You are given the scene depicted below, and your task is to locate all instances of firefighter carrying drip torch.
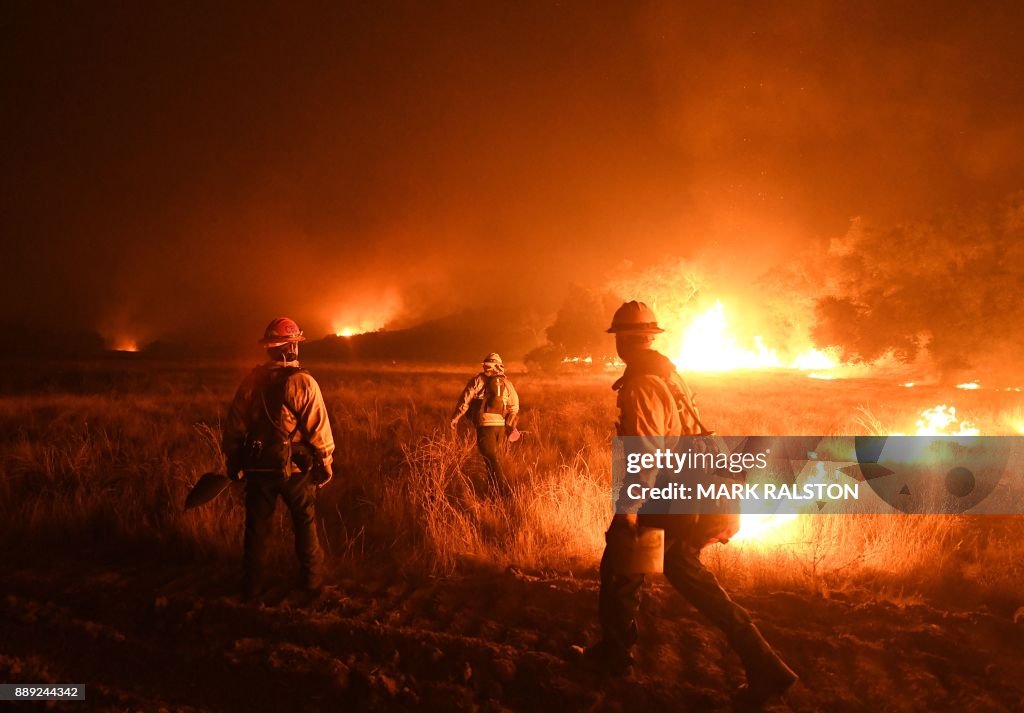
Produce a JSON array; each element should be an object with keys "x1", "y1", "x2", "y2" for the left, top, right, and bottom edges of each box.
[{"x1": 585, "y1": 302, "x2": 798, "y2": 709}]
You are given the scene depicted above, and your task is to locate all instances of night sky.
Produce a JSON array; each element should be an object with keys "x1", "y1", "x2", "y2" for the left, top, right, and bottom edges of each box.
[{"x1": 4, "y1": 1, "x2": 1024, "y2": 346}]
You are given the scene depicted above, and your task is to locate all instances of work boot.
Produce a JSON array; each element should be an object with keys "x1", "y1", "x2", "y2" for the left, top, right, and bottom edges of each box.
[
  {"x1": 730, "y1": 626, "x2": 798, "y2": 709},
  {"x1": 582, "y1": 640, "x2": 635, "y2": 676},
  {"x1": 301, "y1": 571, "x2": 323, "y2": 593}
]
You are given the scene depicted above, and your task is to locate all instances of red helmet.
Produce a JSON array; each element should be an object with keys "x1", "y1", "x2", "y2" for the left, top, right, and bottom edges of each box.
[{"x1": 260, "y1": 317, "x2": 306, "y2": 346}]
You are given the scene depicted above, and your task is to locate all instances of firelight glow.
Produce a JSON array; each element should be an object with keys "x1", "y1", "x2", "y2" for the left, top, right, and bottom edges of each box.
[
  {"x1": 732, "y1": 513, "x2": 799, "y2": 543},
  {"x1": 666, "y1": 301, "x2": 839, "y2": 374},
  {"x1": 912, "y1": 405, "x2": 979, "y2": 437},
  {"x1": 733, "y1": 461, "x2": 831, "y2": 543},
  {"x1": 113, "y1": 338, "x2": 139, "y2": 353},
  {"x1": 332, "y1": 318, "x2": 385, "y2": 338},
  {"x1": 327, "y1": 290, "x2": 401, "y2": 340}
]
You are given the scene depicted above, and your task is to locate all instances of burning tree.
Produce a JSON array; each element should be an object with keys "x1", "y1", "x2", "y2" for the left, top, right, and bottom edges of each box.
[{"x1": 606, "y1": 260, "x2": 838, "y2": 374}]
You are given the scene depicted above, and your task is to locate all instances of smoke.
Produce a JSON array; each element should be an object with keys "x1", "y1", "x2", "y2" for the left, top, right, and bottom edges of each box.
[
  {"x1": 813, "y1": 194, "x2": 1024, "y2": 377},
  {"x1": 3, "y1": 3, "x2": 1024, "y2": 352},
  {"x1": 524, "y1": 286, "x2": 621, "y2": 367},
  {"x1": 524, "y1": 255, "x2": 830, "y2": 371}
]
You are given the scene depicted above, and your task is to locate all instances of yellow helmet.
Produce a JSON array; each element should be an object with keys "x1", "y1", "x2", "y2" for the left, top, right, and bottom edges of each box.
[{"x1": 606, "y1": 301, "x2": 664, "y2": 334}]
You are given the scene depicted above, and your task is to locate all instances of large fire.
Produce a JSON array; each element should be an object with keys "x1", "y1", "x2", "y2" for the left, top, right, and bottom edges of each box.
[
  {"x1": 659, "y1": 301, "x2": 839, "y2": 374},
  {"x1": 332, "y1": 317, "x2": 388, "y2": 338},
  {"x1": 617, "y1": 295, "x2": 838, "y2": 541},
  {"x1": 734, "y1": 404, "x2": 983, "y2": 543},
  {"x1": 603, "y1": 272, "x2": 995, "y2": 543},
  {"x1": 327, "y1": 290, "x2": 401, "y2": 339}
]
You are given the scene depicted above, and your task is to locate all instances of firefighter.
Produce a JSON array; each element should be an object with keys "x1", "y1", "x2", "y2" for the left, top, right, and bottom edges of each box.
[
  {"x1": 222, "y1": 317, "x2": 335, "y2": 600},
  {"x1": 450, "y1": 353, "x2": 520, "y2": 489},
  {"x1": 585, "y1": 301, "x2": 798, "y2": 708}
]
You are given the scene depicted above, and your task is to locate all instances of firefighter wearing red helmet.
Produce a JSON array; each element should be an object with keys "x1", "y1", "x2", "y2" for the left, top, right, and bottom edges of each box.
[
  {"x1": 584, "y1": 301, "x2": 798, "y2": 708},
  {"x1": 222, "y1": 317, "x2": 335, "y2": 599}
]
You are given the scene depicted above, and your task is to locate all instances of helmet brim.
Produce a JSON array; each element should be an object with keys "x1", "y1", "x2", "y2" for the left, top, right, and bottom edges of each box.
[
  {"x1": 606, "y1": 326, "x2": 665, "y2": 334},
  {"x1": 259, "y1": 335, "x2": 307, "y2": 346}
]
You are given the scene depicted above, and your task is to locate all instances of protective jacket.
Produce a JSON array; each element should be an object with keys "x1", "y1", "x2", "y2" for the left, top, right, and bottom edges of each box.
[
  {"x1": 223, "y1": 361, "x2": 335, "y2": 474},
  {"x1": 613, "y1": 349, "x2": 737, "y2": 544},
  {"x1": 452, "y1": 372, "x2": 520, "y2": 427},
  {"x1": 613, "y1": 350, "x2": 702, "y2": 438}
]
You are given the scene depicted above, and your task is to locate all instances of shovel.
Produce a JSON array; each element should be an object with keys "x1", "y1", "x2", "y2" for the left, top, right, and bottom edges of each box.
[
  {"x1": 185, "y1": 472, "x2": 231, "y2": 510},
  {"x1": 507, "y1": 428, "x2": 530, "y2": 443}
]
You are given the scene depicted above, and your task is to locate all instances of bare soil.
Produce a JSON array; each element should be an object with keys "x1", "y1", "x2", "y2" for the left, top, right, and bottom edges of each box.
[{"x1": 3, "y1": 548, "x2": 1022, "y2": 713}]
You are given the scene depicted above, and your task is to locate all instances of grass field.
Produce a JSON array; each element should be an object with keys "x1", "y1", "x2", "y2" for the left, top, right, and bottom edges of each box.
[{"x1": 2, "y1": 359, "x2": 1022, "y2": 615}]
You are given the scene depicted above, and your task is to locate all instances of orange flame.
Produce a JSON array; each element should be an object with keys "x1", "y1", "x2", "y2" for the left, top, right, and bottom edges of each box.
[
  {"x1": 732, "y1": 513, "x2": 799, "y2": 543},
  {"x1": 911, "y1": 405, "x2": 979, "y2": 436},
  {"x1": 334, "y1": 320, "x2": 386, "y2": 337},
  {"x1": 1003, "y1": 409, "x2": 1024, "y2": 434},
  {"x1": 732, "y1": 461, "x2": 832, "y2": 544},
  {"x1": 112, "y1": 337, "x2": 138, "y2": 353},
  {"x1": 663, "y1": 301, "x2": 839, "y2": 374},
  {"x1": 329, "y1": 292, "x2": 400, "y2": 338}
]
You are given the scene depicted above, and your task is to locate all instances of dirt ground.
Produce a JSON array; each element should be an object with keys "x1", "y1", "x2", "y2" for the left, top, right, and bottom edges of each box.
[{"x1": 3, "y1": 547, "x2": 1023, "y2": 713}]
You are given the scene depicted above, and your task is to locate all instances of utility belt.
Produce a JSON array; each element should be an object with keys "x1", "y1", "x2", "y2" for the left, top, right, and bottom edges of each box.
[{"x1": 241, "y1": 436, "x2": 315, "y2": 476}]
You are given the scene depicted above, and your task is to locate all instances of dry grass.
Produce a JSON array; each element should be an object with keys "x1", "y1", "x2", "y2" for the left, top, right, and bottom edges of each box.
[{"x1": 1, "y1": 360, "x2": 1022, "y2": 612}]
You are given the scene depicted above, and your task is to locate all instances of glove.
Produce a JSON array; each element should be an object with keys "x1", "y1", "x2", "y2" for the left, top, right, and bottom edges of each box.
[
  {"x1": 225, "y1": 459, "x2": 244, "y2": 482},
  {"x1": 505, "y1": 413, "x2": 519, "y2": 430},
  {"x1": 610, "y1": 513, "x2": 638, "y2": 529},
  {"x1": 449, "y1": 417, "x2": 460, "y2": 430},
  {"x1": 310, "y1": 462, "x2": 333, "y2": 488}
]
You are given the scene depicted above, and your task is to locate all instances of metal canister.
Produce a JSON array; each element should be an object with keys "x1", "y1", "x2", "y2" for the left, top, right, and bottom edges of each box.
[{"x1": 605, "y1": 526, "x2": 665, "y2": 575}]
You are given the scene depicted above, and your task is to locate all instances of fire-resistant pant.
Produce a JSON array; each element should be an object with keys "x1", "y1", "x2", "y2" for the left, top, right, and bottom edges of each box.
[
  {"x1": 598, "y1": 524, "x2": 756, "y2": 651},
  {"x1": 475, "y1": 425, "x2": 507, "y2": 489},
  {"x1": 243, "y1": 470, "x2": 324, "y2": 593}
]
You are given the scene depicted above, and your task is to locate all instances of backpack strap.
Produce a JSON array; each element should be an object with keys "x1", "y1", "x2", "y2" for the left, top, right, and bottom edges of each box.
[
  {"x1": 482, "y1": 373, "x2": 507, "y2": 415},
  {"x1": 613, "y1": 351, "x2": 714, "y2": 436},
  {"x1": 664, "y1": 375, "x2": 714, "y2": 437},
  {"x1": 257, "y1": 366, "x2": 305, "y2": 441}
]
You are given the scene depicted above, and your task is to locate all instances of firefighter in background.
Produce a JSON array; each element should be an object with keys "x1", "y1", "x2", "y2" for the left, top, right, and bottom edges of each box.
[
  {"x1": 450, "y1": 353, "x2": 520, "y2": 488},
  {"x1": 585, "y1": 302, "x2": 798, "y2": 708},
  {"x1": 223, "y1": 317, "x2": 335, "y2": 600}
]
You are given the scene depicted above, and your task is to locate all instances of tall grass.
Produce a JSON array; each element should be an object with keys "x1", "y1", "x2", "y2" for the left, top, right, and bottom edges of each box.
[{"x1": 1, "y1": 361, "x2": 1022, "y2": 611}]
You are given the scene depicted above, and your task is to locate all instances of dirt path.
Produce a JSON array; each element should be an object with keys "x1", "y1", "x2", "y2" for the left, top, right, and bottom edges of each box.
[{"x1": 2, "y1": 551, "x2": 1022, "y2": 712}]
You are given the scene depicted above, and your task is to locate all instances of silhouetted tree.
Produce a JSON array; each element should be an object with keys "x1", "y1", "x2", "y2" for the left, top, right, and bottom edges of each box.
[
  {"x1": 813, "y1": 196, "x2": 1024, "y2": 376},
  {"x1": 525, "y1": 285, "x2": 620, "y2": 370}
]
